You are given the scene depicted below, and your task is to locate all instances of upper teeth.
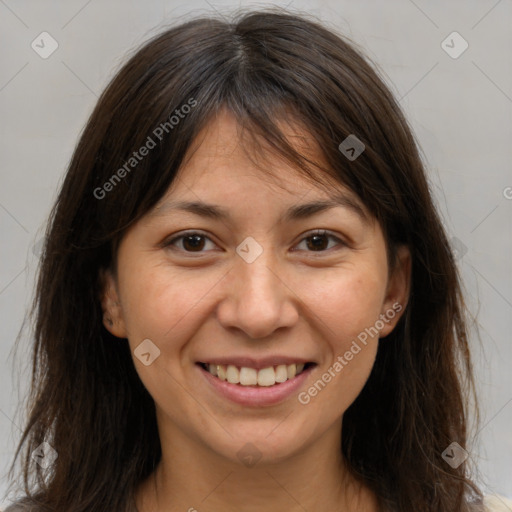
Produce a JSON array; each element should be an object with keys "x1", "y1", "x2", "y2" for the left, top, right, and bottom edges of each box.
[{"x1": 207, "y1": 363, "x2": 306, "y2": 386}]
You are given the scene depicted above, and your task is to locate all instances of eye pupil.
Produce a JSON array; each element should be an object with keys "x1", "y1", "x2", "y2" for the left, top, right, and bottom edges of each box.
[
  {"x1": 307, "y1": 234, "x2": 328, "y2": 251},
  {"x1": 183, "y1": 235, "x2": 205, "y2": 251}
]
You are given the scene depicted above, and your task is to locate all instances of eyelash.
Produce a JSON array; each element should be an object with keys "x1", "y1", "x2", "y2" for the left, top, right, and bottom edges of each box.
[{"x1": 164, "y1": 229, "x2": 346, "y2": 255}]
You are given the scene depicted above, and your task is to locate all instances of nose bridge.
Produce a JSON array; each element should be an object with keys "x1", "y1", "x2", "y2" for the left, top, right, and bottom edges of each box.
[
  {"x1": 217, "y1": 240, "x2": 298, "y2": 339},
  {"x1": 240, "y1": 253, "x2": 280, "y2": 303}
]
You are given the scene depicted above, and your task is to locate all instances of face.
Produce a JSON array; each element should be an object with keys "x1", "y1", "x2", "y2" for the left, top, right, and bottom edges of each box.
[{"x1": 101, "y1": 108, "x2": 410, "y2": 466}]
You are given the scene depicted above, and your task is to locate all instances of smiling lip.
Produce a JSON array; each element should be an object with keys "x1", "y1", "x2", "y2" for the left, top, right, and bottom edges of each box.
[{"x1": 197, "y1": 362, "x2": 316, "y2": 406}]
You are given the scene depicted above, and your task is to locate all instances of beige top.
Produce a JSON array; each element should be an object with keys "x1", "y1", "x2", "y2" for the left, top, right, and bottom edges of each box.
[{"x1": 482, "y1": 494, "x2": 512, "y2": 511}]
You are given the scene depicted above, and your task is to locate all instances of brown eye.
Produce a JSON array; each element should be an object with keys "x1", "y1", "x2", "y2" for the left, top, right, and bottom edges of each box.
[
  {"x1": 294, "y1": 230, "x2": 345, "y2": 252},
  {"x1": 165, "y1": 232, "x2": 216, "y2": 253},
  {"x1": 182, "y1": 234, "x2": 206, "y2": 251},
  {"x1": 305, "y1": 234, "x2": 329, "y2": 251}
]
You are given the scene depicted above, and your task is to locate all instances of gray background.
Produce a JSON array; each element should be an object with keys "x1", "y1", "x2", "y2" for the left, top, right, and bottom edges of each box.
[{"x1": 1, "y1": 0, "x2": 511, "y2": 507}]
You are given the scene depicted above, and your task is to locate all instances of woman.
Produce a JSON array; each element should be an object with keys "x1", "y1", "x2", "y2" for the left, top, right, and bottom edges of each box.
[{"x1": 4, "y1": 8, "x2": 505, "y2": 512}]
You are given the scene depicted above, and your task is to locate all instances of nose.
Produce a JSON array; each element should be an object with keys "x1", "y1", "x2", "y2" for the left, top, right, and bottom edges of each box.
[{"x1": 216, "y1": 251, "x2": 299, "y2": 339}]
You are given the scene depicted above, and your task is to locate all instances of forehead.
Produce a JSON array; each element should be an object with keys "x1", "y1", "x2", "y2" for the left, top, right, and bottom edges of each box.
[
  {"x1": 138, "y1": 107, "x2": 378, "y2": 237},
  {"x1": 169, "y1": 107, "x2": 351, "y2": 198},
  {"x1": 149, "y1": 110, "x2": 372, "y2": 228}
]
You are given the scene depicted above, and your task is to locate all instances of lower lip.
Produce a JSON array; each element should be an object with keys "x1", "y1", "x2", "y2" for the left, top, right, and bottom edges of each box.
[{"x1": 197, "y1": 364, "x2": 315, "y2": 406}]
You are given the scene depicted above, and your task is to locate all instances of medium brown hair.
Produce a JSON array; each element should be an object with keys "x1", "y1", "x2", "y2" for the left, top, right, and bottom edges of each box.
[{"x1": 7, "y1": 8, "x2": 483, "y2": 512}]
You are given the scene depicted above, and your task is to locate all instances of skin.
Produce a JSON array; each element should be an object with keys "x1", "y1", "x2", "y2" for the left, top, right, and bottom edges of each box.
[{"x1": 101, "y1": 108, "x2": 411, "y2": 512}]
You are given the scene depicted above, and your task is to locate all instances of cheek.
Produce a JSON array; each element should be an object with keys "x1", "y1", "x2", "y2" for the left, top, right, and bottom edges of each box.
[
  {"x1": 296, "y1": 265, "x2": 384, "y2": 407},
  {"x1": 299, "y1": 266, "x2": 386, "y2": 341},
  {"x1": 118, "y1": 262, "x2": 221, "y2": 343},
  {"x1": 300, "y1": 271, "x2": 382, "y2": 414}
]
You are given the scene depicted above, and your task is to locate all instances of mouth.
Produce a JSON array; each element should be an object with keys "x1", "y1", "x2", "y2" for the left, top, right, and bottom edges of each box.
[
  {"x1": 196, "y1": 360, "x2": 317, "y2": 406},
  {"x1": 197, "y1": 361, "x2": 316, "y2": 387}
]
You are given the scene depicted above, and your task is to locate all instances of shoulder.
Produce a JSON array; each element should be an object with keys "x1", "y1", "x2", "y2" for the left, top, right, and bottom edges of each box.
[{"x1": 482, "y1": 494, "x2": 512, "y2": 512}]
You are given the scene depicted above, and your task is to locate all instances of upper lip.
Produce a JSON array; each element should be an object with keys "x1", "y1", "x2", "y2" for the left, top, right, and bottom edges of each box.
[{"x1": 197, "y1": 356, "x2": 314, "y2": 370}]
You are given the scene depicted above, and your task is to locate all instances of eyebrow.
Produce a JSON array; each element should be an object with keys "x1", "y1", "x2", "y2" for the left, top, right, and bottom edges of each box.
[{"x1": 150, "y1": 192, "x2": 370, "y2": 225}]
